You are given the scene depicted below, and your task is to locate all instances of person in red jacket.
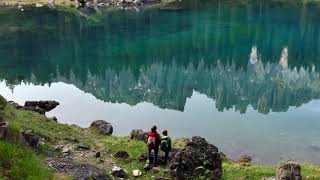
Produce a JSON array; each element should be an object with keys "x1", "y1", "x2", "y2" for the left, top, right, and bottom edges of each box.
[{"x1": 146, "y1": 125, "x2": 160, "y2": 166}]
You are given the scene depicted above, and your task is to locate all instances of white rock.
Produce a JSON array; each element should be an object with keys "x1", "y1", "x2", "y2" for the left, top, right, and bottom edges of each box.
[
  {"x1": 132, "y1": 169, "x2": 142, "y2": 177},
  {"x1": 35, "y1": 3, "x2": 44, "y2": 7}
]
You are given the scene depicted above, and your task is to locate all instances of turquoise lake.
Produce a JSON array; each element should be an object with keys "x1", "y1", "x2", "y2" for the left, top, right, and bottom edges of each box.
[{"x1": 0, "y1": 1, "x2": 320, "y2": 164}]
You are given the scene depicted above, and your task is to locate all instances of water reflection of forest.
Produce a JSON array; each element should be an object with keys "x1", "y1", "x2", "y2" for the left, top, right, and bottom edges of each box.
[
  {"x1": 1, "y1": 3, "x2": 320, "y2": 113},
  {"x1": 3, "y1": 47, "x2": 320, "y2": 114}
]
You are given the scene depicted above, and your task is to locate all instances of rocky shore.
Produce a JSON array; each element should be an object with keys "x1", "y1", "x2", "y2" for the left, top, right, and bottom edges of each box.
[
  {"x1": 0, "y1": 95, "x2": 319, "y2": 179},
  {"x1": 0, "y1": 0, "x2": 175, "y2": 10}
]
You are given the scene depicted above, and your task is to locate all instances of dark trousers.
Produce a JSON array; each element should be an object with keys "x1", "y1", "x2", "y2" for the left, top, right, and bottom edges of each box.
[
  {"x1": 164, "y1": 149, "x2": 169, "y2": 165},
  {"x1": 148, "y1": 148, "x2": 158, "y2": 166}
]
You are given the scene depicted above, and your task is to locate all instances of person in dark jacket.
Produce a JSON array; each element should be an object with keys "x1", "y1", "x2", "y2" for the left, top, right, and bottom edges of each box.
[
  {"x1": 146, "y1": 125, "x2": 160, "y2": 166},
  {"x1": 160, "y1": 129, "x2": 172, "y2": 165}
]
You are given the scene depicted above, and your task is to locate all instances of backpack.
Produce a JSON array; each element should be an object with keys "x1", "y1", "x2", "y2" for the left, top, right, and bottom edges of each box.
[
  {"x1": 160, "y1": 138, "x2": 169, "y2": 152},
  {"x1": 147, "y1": 136, "x2": 156, "y2": 149}
]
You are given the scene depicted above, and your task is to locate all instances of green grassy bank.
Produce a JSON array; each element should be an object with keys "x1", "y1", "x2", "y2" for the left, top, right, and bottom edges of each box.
[{"x1": 0, "y1": 103, "x2": 320, "y2": 179}]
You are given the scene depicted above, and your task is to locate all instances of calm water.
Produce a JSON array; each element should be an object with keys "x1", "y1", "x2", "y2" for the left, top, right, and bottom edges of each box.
[{"x1": 0, "y1": 1, "x2": 320, "y2": 164}]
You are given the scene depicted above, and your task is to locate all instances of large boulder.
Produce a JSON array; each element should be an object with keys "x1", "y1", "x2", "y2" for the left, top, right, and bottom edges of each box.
[
  {"x1": 25, "y1": 100, "x2": 59, "y2": 111},
  {"x1": 46, "y1": 157, "x2": 111, "y2": 179},
  {"x1": 23, "y1": 100, "x2": 59, "y2": 114},
  {"x1": 90, "y1": 120, "x2": 113, "y2": 135},
  {"x1": 130, "y1": 129, "x2": 146, "y2": 141},
  {"x1": 169, "y1": 136, "x2": 222, "y2": 179},
  {"x1": 276, "y1": 161, "x2": 302, "y2": 180}
]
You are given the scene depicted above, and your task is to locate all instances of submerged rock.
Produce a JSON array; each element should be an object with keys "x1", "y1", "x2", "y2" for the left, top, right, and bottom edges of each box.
[
  {"x1": 90, "y1": 120, "x2": 113, "y2": 135},
  {"x1": 169, "y1": 136, "x2": 222, "y2": 179},
  {"x1": 46, "y1": 157, "x2": 110, "y2": 179},
  {"x1": 276, "y1": 161, "x2": 302, "y2": 180}
]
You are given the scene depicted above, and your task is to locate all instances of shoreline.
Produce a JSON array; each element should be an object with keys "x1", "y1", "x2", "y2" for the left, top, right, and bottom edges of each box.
[{"x1": 0, "y1": 97, "x2": 319, "y2": 179}]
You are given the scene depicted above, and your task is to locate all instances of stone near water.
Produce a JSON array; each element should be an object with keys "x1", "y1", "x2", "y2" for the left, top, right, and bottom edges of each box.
[
  {"x1": 50, "y1": 116, "x2": 58, "y2": 122},
  {"x1": 132, "y1": 169, "x2": 142, "y2": 177},
  {"x1": 238, "y1": 154, "x2": 252, "y2": 163},
  {"x1": 114, "y1": 150, "x2": 129, "y2": 159},
  {"x1": 90, "y1": 120, "x2": 113, "y2": 135},
  {"x1": 23, "y1": 100, "x2": 59, "y2": 114},
  {"x1": 169, "y1": 136, "x2": 222, "y2": 179},
  {"x1": 111, "y1": 166, "x2": 126, "y2": 178},
  {"x1": 130, "y1": 129, "x2": 146, "y2": 141},
  {"x1": 276, "y1": 161, "x2": 302, "y2": 180}
]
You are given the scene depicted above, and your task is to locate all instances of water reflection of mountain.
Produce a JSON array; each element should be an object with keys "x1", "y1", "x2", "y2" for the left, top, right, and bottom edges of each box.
[
  {"x1": 1, "y1": 2, "x2": 320, "y2": 113},
  {"x1": 5, "y1": 47, "x2": 320, "y2": 114}
]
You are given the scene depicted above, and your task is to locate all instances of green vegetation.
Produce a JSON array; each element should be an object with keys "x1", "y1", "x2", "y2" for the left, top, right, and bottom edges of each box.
[
  {"x1": 0, "y1": 141, "x2": 54, "y2": 180},
  {"x1": 1, "y1": 104, "x2": 320, "y2": 179}
]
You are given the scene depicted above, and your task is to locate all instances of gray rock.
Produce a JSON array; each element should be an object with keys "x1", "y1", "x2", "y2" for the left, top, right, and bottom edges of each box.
[
  {"x1": 169, "y1": 136, "x2": 222, "y2": 179},
  {"x1": 23, "y1": 100, "x2": 59, "y2": 114},
  {"x1": 95, "y1": 151, "x2": 101, "y2": 158},
  {"x1": 132, "y1": 169, "x2": 142, "y2": 177},
  {"x1": 21, "y1": 129, "x2": 39, "y2": 149},
  {"x1": 7, "y1": 101, "x2": 23, "y2": 109},
  {"x1": 50, "y1": 116, "x2": 58, "y2": 122},
  {"x1": 35, "y1": 3, "x2": 44, "y2": 7},
  {"x1": 76, "y1": 144, "x2": 91, "y2": 150},
  {"x1": 110, "y1": 166, "x2": 126, "y2": 178},
  {"x1": 238, "y1": 154, "x2": 252, "y2": 163},
  {"x1": 130, "y1": 129, "x2": 146, "y2": 141},
  {"x1": 90, "y1": 120, "x2": 113, "y2": 135},
  {"x1": 276, "y1": 161, "x2": 302, "y2": 180},
  {"x1": 143, "y1": 163, "x2": 152, "y2": 171},
  {"x1": 114, "y1": 150, "x2": 129, "y2": 159},
  {"x1": 194, "y1": 166, "x2": 206, "y2": 176},
  {"x1": 151, "y1": 167, "x2": 160, "y2": 174},
  {"x1": 46, "y1": 157, "x2": 110, "y2": 179}
]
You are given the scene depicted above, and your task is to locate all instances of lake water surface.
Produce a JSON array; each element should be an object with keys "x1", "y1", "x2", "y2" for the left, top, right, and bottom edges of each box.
[{"x1": 0, "y1": 1, "x2": 320, "y2": 164}]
